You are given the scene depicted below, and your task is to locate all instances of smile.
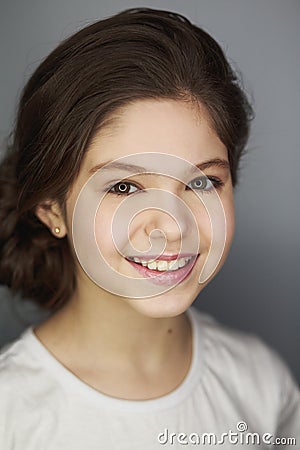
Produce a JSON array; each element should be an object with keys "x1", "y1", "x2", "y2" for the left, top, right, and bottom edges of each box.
[
  {"x1": 125, "y1": 254, "x2": 199, "y2": 286},
  {"x1": 126, "y1": 256, "x2": 193, "y2": 272}
]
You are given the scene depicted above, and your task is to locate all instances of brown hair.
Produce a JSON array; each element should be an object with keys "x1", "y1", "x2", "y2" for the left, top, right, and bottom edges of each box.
[{"x1": 0, "y1": 7, "x2": 254, "y2": 310}]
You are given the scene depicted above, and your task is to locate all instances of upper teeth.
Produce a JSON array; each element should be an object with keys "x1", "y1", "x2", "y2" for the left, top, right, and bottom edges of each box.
[{"x1": 130, "y1": 256, "x2": 193, "y2": 271}]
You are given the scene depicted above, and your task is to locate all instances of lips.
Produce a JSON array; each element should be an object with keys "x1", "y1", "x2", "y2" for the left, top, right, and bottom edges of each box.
[
  {"x1": 126, "y1": 254, "x2": 199, "y2": 286},
  {"x1": 126, "y1": 255, "x2": 193, "y2": 271},
  {"x1": 127, "y1": 253, "x2": 194, "y2": 262}
]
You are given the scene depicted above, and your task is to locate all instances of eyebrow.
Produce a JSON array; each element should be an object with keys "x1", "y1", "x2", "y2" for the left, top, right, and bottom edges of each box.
[{"x1": 88, "y1": 158, "x2": 230, "y2": 174}]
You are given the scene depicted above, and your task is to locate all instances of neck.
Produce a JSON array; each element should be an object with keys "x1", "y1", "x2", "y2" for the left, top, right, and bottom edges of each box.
[
  {"x1": 36, "y1": 278, "x2": 192, "y2": 372},
  {"x1": 34, "y1": 276, "x2": 193, "y2": 400}
]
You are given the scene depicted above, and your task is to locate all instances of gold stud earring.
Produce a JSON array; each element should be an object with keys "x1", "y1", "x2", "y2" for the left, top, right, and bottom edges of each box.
[{"x1": 54, "y1": 227, "x2": 60, "y2": 234}]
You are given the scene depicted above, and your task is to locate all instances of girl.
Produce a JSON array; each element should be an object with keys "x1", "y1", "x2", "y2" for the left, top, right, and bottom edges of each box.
[{"x1": 0, "y1": 7, "x2": 299, "y2": 449}]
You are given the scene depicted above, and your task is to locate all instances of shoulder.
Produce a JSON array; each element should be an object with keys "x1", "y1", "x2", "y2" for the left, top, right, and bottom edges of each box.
[
  {"x1": 0, "y1": 331, "x2": 33, "y2": 440},
  {"x1": 0, "y1": 328, "x2": 65, "y2": 447},
  {"x1": 0, "y1": 326, "x2": 64, "y2": 412},
  {"x1": 0, "y1": 331, "x2": 27, "y2": 377},
  {"x1": 0, "y1": 327, "x2": 47, "y2": 408},
  {"x1": 0, "y1": 329, "x2": 32, "y2": 393},
  {"x1": 189, "y1": 305, "x2": 296, "y2": 379},
  {"x1": 0, "y1": 327, "x2": 34, "y2": 365},
  {"x1": 189, "y1": 306, "x2": 300, "y2": 421}
]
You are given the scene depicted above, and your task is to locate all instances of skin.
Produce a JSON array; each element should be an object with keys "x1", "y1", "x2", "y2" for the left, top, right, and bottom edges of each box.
[{"x1": 35, "y1": 99, "x2": 235, "y2": 400}]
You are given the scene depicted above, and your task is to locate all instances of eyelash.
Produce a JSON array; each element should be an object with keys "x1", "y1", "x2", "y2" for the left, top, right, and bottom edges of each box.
[{"x1": 106, "y1": 177, "x2": 224, "y2": 196}]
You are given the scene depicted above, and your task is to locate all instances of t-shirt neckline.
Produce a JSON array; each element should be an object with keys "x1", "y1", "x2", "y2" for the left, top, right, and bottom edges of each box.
[{"x1": 23, "y1": 306, "x2": 203, "y2": 412}]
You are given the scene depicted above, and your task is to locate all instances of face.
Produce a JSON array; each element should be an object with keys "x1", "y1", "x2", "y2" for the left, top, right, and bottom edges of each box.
[{"x1": 62, "y1": 99, "x2": 235, "y2": 318}]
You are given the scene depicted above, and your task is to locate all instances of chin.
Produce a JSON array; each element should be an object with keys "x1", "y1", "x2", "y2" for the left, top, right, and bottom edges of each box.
[{"x1": 126, "y1": 286, "x2": 204, "y2": 319}]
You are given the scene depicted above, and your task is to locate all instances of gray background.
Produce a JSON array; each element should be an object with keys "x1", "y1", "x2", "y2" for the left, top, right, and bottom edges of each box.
[{"x1": 0, "y1": 0, "x2": 299, "y2": 384}]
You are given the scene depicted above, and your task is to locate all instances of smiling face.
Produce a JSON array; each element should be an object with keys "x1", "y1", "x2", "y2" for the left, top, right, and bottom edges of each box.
[{"x1": 56, "y1": 99, "x2": 235, "y2": 317}]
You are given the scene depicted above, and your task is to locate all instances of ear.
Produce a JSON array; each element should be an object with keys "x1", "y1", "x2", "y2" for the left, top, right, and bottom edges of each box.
[{"x1": 35, "y1": 200, "x2": 67, "y2": 238}]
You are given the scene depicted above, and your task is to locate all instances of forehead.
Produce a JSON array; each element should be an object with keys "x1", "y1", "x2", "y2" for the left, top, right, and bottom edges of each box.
[
  {"x1": 85, "y1": 99, "x2": 227, "y2": 168},
  {"x1": 65, "y1": 99, "x2": 231, "y2": 210},
  {"x1": 62, "y1": 99, "x2": 229, "y2": 204}
]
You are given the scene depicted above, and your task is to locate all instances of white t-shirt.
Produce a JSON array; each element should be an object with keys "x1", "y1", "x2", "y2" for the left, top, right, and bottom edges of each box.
[{"x1": 0, "y1": 306, "x2": 299, "y2": 449}]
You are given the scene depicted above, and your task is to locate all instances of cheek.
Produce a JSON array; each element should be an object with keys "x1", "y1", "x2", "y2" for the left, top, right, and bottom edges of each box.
[
  {"x1": 215, "y1": 191, "x2": 235, "y2": 270},
  {"x1": 195, "y1": 191, "x2": 235, "y2": 284},
  {"x1": 226, "y1": 207, "x2": 235, "y2": 247},
  {"x1": 194, "y1": 207, "x2": 212, "y2": 250},
  {"x1": 94, "y1": 203, "x2": 130, "y2": 259},
  {"x1": 191, "y1": 192, "x2": 235, "y2": 251},
  {"x1": 94, "y1": 207, "x2": 113, "y2": 255},
  {"x1": 223, "y1": 193, "x2": 235, "y2": 248}
]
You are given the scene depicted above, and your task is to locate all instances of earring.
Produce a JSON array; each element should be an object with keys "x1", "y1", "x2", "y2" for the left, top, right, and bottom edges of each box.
[{"x1": 54, "y1": 227, "x2": 60, "y2": 234}]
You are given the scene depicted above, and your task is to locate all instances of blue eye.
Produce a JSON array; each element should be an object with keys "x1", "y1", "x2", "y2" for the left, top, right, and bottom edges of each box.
[{"x1": 187, "y1": 176, "x2": 223, "y2": 192}]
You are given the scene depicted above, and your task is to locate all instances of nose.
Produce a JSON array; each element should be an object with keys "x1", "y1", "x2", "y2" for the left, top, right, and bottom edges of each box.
[{"x1": 144, "y1": 190, "x2": 191, "y2": 244}]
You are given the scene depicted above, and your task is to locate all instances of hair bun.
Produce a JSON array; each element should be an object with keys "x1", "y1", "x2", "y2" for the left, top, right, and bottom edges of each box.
[{"x1": 0, "y1": 148, "x2": 75, "y2": 309}]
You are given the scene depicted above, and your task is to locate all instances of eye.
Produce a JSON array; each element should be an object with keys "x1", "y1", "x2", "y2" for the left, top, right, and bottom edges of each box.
[
  {"x1": 187, "y1": 177, "x2": 219, "y2": 191},
  {"x1": 106, "y1": 177, "x2": 224, "y2": 196},
  {"x1": 109, "y1": 181, "x2": 139, "y2": 195}
]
